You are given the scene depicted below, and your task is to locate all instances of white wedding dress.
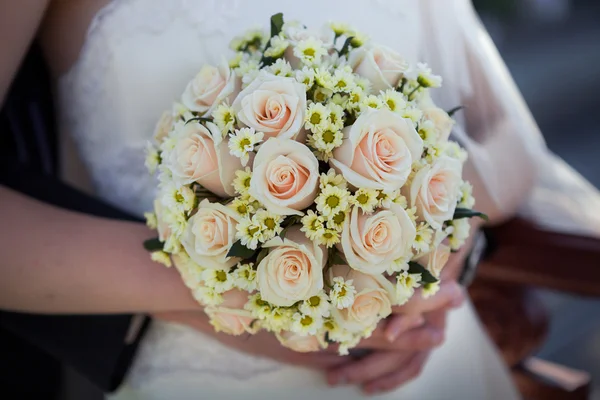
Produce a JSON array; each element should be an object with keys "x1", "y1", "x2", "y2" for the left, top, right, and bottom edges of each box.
[{"x1": 54, "y1": 0, "x2": 583, "y2": 398}]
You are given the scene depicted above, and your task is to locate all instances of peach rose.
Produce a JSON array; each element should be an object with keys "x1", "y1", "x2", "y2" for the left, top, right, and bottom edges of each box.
[
  {"x1": 423, "y1": 107, "x2": 455, "y2": 142},
  {"x1": 418, "y1": 243, "x2": 451, "y2": 279},
  {"x1": 328, "y1": 264, "x2": 395, "y2": 333},
  {"x1": 349, "y1": 45, "x2": 409, "y2": 92},
  {"x1": 181, "y1": 200, "x2": 241, "y2": 270},
  {"x1": 330, "y1": 109, "x2": 423, "y2": 191},
  {"x1": 165, "y1": 121, "x2": 241, "y2": 197},
  {"x1": 249, "y1": 137, "x2": 319, "y2": 216},
  {"x1": 276, "y1": 331, "x2": 326, "y2": 353},
  {"x1": 409, "y1": 156, "x2": 463, "y2": 229},
  {"x1": 205, "y1": 289, "x2": 257, "y2": 336},
  {"x1": 182, "y1": 60, "x2": 237, "y2": 115},
  {"x1": 257, "y1": 227, "x2": 326, "y2": 307},
  {"x1": 232, "y1": 73, "x2": 306, "y2": 140},
  {"x1": 340, "y1": 202, "x2": 416, "y2": 275},
  {"x1": 152, "y1": 111, "x2": 173, "y2": 143}
]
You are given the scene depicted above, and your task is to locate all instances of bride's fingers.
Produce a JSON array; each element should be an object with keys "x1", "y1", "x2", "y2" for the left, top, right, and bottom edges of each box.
[
  {"x1": 383, "y1": 313, "x2": 426, "y2": 342},
  {"x1": 354, "y1": 326, "x2": 444, "y2": 351},
  {"x1": 362, "y1": 351, "x2": 431, "y2": 394},
  {"x1": 392, "y1": 281, "x2": 464, "y2": 315},
  {"x1": 290, "y1": 352, "x2": 351, "y2": 369},
  {"x1": 326, "y1": 351, "x2": 413, "y2": 386}
]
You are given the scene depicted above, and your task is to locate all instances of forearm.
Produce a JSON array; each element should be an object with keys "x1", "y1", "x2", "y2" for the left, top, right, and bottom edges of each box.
[{"x1": 0, "y1": 185, "x2": 197, "y2": 313}]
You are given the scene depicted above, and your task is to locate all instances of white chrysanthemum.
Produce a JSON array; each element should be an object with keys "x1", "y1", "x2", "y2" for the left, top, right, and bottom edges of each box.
[
  {"x1": 348, "y1": 29, "x2": 369, "y2": 47},
  {"x1": 163, "y1": 209, "x2": 187, "y2": 238},
  {"x1": 254, "y1": 209, "x2": 284, "y2": 241},
  {"x1": 235, "y1": 216, "x2": 264, "y2": 250},
  {"x1": 389, "y1": 257, "x2": 410, "y2": 274},
  {"x1": 229, "y1": 127, "x2": 264, "y2": 167},
  {"x1": 396, "y1": 272, "x2": 422, "y2": 305},
  {"x1": 245, "y1": 293, "x2": 272, "y2": 319},
  {"x1": 361, "y1": 95, "x2": 384, "y2": 111},
  {"x1": 445, "y1": 141, "x2": 468, "y2": 162},
  {"x1": 331, "y1": 68, "x2": 356, "y2": 93},
  {"x1": 347, "y1": 86, "x2": 365, "y2": 110},
  {"x1": 144, "y1": 142, "x2": 160, "y2": 174},
  {"x1": 264, "y1": 307, "x2": 294, "y2": 332},
  {"x1": 415, "y1": 62, "x2": 443, "y2": 88},
  {"x1": 314, "y1": 67, "x2": 335, "y2": 89},
  {"x1": 380, "y1": 89, "x2": 407, "y2": 113},
  {"x1": 425, "y1": 143, "x2": 445, "y2": 163},
  {"x1": 264, "y1": 35, "x2": 289, "y2": 59},
  {"x1": 316, "y1": 227, "x2": 340, "y2": 248},
  {"x1": 413, "y1": 223, "x2": 434, "y2": 254},
  {"x1": 326, "y1": 102, "x2": 345, "y2": 130},
  {"x1": 422, "y1": 281, "x2": 441, "y2": 298},
  {"x1": 233, "y1": 167, "x2": 253, "y2": 197},
  {"x1": 295, "y1": 66, "x2": 316, "y2": 89},
  {"x1": 202, "y1": 269, "x2": 234, "y2": 293},
  {"x1": 316, "y1": 185, "x2": 350, "y2": 217},
  {"x1": 377, "y1": 189, "x2": 401, "y2": 209},
  {"x1": 162, "y1": 184, "x2": 195, "y2": 213},
  {"x1": 448, "y1": 218, "x2": 471, "y2": 250},
  {"x1": 393, "y1": 193, "x2": 408, "y2": 208},
  {"x1": 234, "y1": 59, "x2": 260, "y2": 78},
  {"x1": 300, "y1": 210, "x2": 326, "y2": 241},
  {"x1": 232, "y1": 262, "x2": 257, "y2": 292},
  {"x1": 406, "y1": 206, "x2": 418, "y2": 223},
  {"x1": 329, "y1": 21, "x2": 352, "y2": 36},
  {"x1": 352, "y1": 188, "x2": 379, "y2": 213},
  {"x1": 294, "y1": 37, "x2": 327, "y2": 65},
  {"x1": 330, "y1": 277, "x2": 357, "y2": 309},
  {"x1": 313, "y1": 87, "x2": 334, "y2": 103},
  {"x1": 308, "y1": 125, "x2": 343, "y2": 161},
  {"x1": 402, "y1": 106, "x2": 423, "y2": 124},
  {"x1": 305, "y1": 102, "x2": 330, "y2": 133},
  {"x1": 326, "y1": 210, "x2": 348, "y2": 232},
  {"x1": 150, "y1": 250, "x2": 171, "y2": 267},
  {"x1": 213, "y1": 103, "x2": 236, "y2": 135},
  {"x1": 267, "y1": 58, "x2": 293, "y2": 77},
  {"x1": 229, "y1": 197, "x2": 256, "y2": 217},
  {"x1": 291, "y1": 312, "x2": 324, "y2": 336},
  {"x1": 144, "y1": 212, "x2": 158, "y2": 230},
  {"x1": 299, "y1": 292, "x2": 331, "y2": 318},
  {"x1": 163, "y1": 233, "x2": 182, "y2": 254},
  {"x1": 320, "y1": 168, "x2": 347, "y2": 190},
  {"x1": 459, "y1": 181, "x2": 475, "y2": 209},
  {"x1": 418, "y1": 120, "x2": 437, "y2": 144},
  {"x1": 331, "y1": 93, "x2": 348, "y2": 109},
  {"x1": 228, "y1": 52, "x2": 245, "y2": 69},
  {"x1": 242, "y1": 28, "x2": 268, "y2": 52},
  {"x1": 193, "y1": 286, "x2": 224, "y2": 306}
]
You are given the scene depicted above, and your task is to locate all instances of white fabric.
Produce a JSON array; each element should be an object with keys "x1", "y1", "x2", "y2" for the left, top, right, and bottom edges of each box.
[{"x1": 52, "y1": 0, "x2": 568, "y2": 398}]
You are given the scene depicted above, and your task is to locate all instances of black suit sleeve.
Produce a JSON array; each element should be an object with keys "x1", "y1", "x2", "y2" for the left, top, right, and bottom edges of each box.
[{"x1": 0, "y1": 163, "x2": 151, "y2": 392}]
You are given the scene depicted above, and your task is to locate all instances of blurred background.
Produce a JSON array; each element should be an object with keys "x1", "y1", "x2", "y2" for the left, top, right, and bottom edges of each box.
[{"x1": 473, "y1": 0, "x2": 600, "y2": 398}]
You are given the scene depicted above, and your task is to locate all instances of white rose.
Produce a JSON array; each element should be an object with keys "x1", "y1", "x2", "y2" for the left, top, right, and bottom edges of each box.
[
  {"x1": 276, "y1": 331, "x2": 326, "y2": 353},
  {"x1": 340, "y1": 203, "x2": 416, "y2": 275},
  {"x1": 409, "y1": 156, "x2": 463, "y2": 229},
  {"x1": 249, "y1": 137, "x2": 319, "y2": 216},
  {"x1": 418, "y1": 243, "x2": 451, "y2": 279},
  {"x1": 330, "y1": 109, "x2": 423, "y2": 191},
  {"x1": 182, "y1": 60, "x2": 237, "y2": 115},
  {"x1": 165, "y1": 121, "x2": 241, "y2": 197},
  {"x1": 181, "y1": 200, "x2": 241, "y2": 270},
  {"x1": 257, "y1": 227, "x2": 326, "y2": 307},
  {"x1": 205, "y1": 289, "x2": 257, "y2": 336},
  {"x1": 232, "y1": 73, "x2": 307, "y2": 140},
  {"x1": 349, "y1": 45, "x2": 408, "y2": 92},
  {"x1": 423, "y1": 107, "x2": 455, "y2": 142},
  {"x1": 328, "y1": 264, "x2": 395, "y2": 333}
]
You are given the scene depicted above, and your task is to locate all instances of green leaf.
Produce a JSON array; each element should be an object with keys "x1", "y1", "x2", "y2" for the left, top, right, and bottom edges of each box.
[
  {"x1": 270, "y1": 13, "x2": 284, "y2": 38},
  {"x1": 143, "y1": 238, "x2": 164, "y2": 252},
  {"x1": 330, "y1": 251, "x2": 347, "y2": 266},
  {"x1": 226, "y1": 240, "x2": 256, "y2": 259},
  {"x1": 185, "y1": 117, "x2": 212, "y2": 125},
  {"x1": 255, "y1": 248, "x2": 269, "y2": 266},
  {"x1": 338, "y1": 36, "x2": 354, "y2": 56},
  {"x1": 453, "y1": 208, "x2": 489, "y2": 221},
  {"x1": 446, "y1": 106, "x2": 465, "y2": 117},
  {"x1": 408, "y1": 261, "x2": 438, "y2": 284}
]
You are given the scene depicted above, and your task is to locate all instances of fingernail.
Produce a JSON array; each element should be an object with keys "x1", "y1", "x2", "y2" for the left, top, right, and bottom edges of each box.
[{"x1": 387, "y1": 316, "x2": 425, "y2": 342}]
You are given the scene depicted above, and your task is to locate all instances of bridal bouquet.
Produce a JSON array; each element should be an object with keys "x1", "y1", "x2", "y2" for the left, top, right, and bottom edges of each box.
[{"x1": 143, "y1": 14, "x2": 482, "y2": 354}]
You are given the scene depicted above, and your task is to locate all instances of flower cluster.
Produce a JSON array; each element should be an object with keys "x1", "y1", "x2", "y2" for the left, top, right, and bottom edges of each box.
[{"x1": 143, "y1": 13, "x2": 481, "y2": 354}]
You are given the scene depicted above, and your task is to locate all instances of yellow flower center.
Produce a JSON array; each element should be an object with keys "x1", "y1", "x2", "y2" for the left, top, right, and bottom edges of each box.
[
  {"x1": 386, "y1": 99, "x2": 396, "y2": 110},
  {"x1": 239, "y1": 138, "x2": 251, "y2": 149},
  {"x1": 322, "y1": 130, "x2": 335, "y2": 144},
  {"x1": 310, "y1": 113, "x2": 321, "y2": 125},
  {"x1": 264, "y1": 217, "x2": 276, "y2": 230},
  {"x1": 315, "y1": 91, "x2": 327, "y2": 102},
  {"x1": 224, "y1": 113, "x2": 234, "y2": 124},
  {"x1": 248, "y1": 226, "x2": 260, "y2": 236},
  {"x1": 326, "y1": 195, "x2": 340, "y2": 208},
  {"x1": 175, "y1": 192, "x2": 184, "y2": 203},
  {"x1": 309, "y1": 296, "x2": 321, "y2": 307},
  {"x1": 339, "y1": 286, "x2": 347, "y2": 297},
  {"x1": 324, "y1": 321, "x2": 335, "y2": 330},
  {"x1": 336, "y1": 80, "x2": 346, "y2": 89},
  {"x1": 332, "y1": 211, "x2": 345, "y2": 225},
  {"x1": 237, "y1": 204, "x2": 248, "y2": 214},
  {"x1": 216, "y1": 271, "x2": 227, "y2": 282},
  {"x1": 323, "y1": 231, "x2": 334, "y2": 239},
  {"x1": 301, "y1": 315, "x2": 313, "y2": 326},
  {"x1": 356, "y1": 193, "x2": 369, "y2": 205},
  {"x1": 303, "y1": 48, "x2": 315, "y2": 57},
  {"x1": 244, "y1": 177, "x2": 251, "y2": 188}
]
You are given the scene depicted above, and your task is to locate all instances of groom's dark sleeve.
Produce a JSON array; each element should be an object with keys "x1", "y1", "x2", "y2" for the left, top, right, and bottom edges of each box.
[{"x1": 0, "y1": 163, "x2": 151, "y2": 392}]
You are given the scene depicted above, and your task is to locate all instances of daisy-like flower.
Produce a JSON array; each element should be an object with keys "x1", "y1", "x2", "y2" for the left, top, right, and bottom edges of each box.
[
  {"x1": 425, "y1": 143, "x2": 445, "y2": 162},
  {"x1": 202, "y1": 269, "x2": 234, "y2": 293},
  {"x1": 308, "y1": 126, "x2": 343, "y2": 161},
  {"x1": 233, "y1": 167, "x2": 253, "y2": 197},
  {"x1": 326, "y1": 102, "x2": 345, "y2": 130},
  {"x1": 232, "y1": 263, "x2": 257, "y2": 292},
  {"x1": 376, "y1": 189, "x2": 401, "y2": 209},
  {"x1": 150, "y1": 250, "x2": 171, "y2": 267},
  {"x1": 418, "y1": 120, "x2": 437, "y2": 143},
  {"x1": 317, "y1": 227, "x2": 340, "y2": 248},
  {"x1": 228, "y1": 52, "x2": 245, "y2": 69},
  {"x1": 162, "y1": 184, "x2": 196, "y2": 213},
  {"x1": 458, "y1": 181, "x2": 475, "y2": 209},
  {"x1": 313, "y1": 87, "x2": 334, "y2": 103},
  {"x1": 295, "y1": 66, "x2": 316, "y2": 89},
  {"x1": 444, "y1": 141, "x2": 468, "y2": 162},
  {"x1": 264, "y1": 35, "x2": 289, "y2": 59},
  {"x1": 163, "y1": 233, "x2": 182, "y2": 254},
  {"x1": 300, "y1": 210, "x2": 326, "y2": 241},
  {"x1": 193, "y1": 286, "x2": 223, "y2": 306},
  {"x1": 327, "y1": 210, "x2": 348, "y2": 232},
  {"x1": 330, "y1": 277, "x2": 357, "y2": 309},
  {"x1": 264, "y1": 307, "x2": 294, "y2": 332},
  {"x1": 389, "y1": 257, "x2": 410, "y2": 274},
  {"x1": 294, "y1": 37, "x2": 327, "y2": 65},
  {"x1": 314, "y1": 67, "x2": 335, "y2": 89},
  {"x1": 331, "y1": 93, "x2": 348, "y2": 109},
  {"x1": 393, "y1": 193, "x2": 408, "y2": 208},
  {"x1": 380, "y1": 89, "x2": 407, "y2": 113},
  {"x1": 299, "y1": 292, "x2": 331, "y2": 318},
  {"x1": 413, "y1": 223, "x2": 434, "y2": 254},
  {"x1": 329, "y1": 21, "x2": 352, "y2": 37},
  {"x1": 229, "y1": 127, "x2": 264, "y2": 166},
  {"x1": 316, "y1": 185, "x2": 350, "y2": 217},
  {"x1": 245, "y1": 293, "x2": 272, "y2": 319},
  {"x1": 291, "y1": 312, "x2": 324, "y2": 336},
  {"x1": 396, "y1": 272, "x2": 422, "y2": 305},
  {"x1": 229, "y1": 197, "x2": 256, "y2": 217},
  {"x1": 331, "y1": 68, "x2": 356, "y2": 93},
  {"x1": 402, "y1": 106, "x2": 423, "y2": 124},
  {"x1": 254, "y1": 209, "x2": 284, "y2": 241},
  {"x1": 348, "y1": 30, "x2": 369, "y2": 47},
  {"x1": 144, "y1": 142, "x2": 161, "y2": 174},
  {"x1": 415, "y1": 62, "x2": 443, "y2": 88},
  {"x1": 422, "y1": 281, "x2": 441, "y2": 298},
  {"x1": 361, "y1": 94, "x2": 384, "y2": 111},
  {"x1": 144, "y1": 212, "x2": 158, "y2": 230},
  {"x1": 163, "y1": 209, "x2": 188, "y2": 238},
  {"x1": 448, "y1": 219, "x2": 471, "y2": 250},
  {"x1": 305, "y1": 102, "x2": 330, "y2": 133},
  {"x1": 236, "y1": 216, "x2": 264, "y2": 250},
  {"x1": 213, "y1": 103, "x2": 236, "y2": 136},
  {"x1": 234, "y1": 58, "x2": 260, "y2": 78},
  {"x1": 352, "y1": 188, "x2": 379, "y2": 213},
  {"x1": 266, "y1": 58, "x2": 293, "y2": 77},
  {"x1": 242, "y1": 28, "x2": 268, "y2": 52},
  {"x1": 319, "y1": 168, "x2": 347, "y2": 190},
  {"x1": 346, "y1": 86, "x2": 365, "y2": 111}
]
